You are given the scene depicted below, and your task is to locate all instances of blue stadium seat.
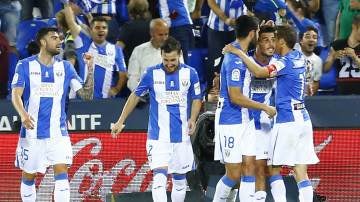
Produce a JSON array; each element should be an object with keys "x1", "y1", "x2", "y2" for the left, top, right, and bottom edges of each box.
[
  {"x1": 16, "y1": 19, "x2": 48, "y2": 59},
  {"x1": 188, "y1": 48, "x2": 208, "y2": 96}
]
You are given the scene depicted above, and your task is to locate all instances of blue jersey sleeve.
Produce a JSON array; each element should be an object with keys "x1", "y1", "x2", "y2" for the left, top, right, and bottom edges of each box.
[
  {"x1": 189, "y1": 68, "x2": 202, "y2": 100},
  {"x1": 225, "y1": 56, "x2": 244, "y2": 88},
  {"x1": 134, "y1": 69, "x2": 152, "y2": 96},
  {"x1": 11, "y1": 61, "x2": 26, "y2": 88},
  {"x1": 115, "y1": 46, "x2": 126, "y2": 72}
]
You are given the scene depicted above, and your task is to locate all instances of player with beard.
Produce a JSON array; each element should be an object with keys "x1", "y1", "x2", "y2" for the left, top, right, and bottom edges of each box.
[
  {"x1": 111, "y1": 37, "x2": 202, "y2": 202},
  {"x1": 11, "y1": 27, "x2": 94, "y2": 202},
  {"x1": 247, "y1": 25, "x2": 277, "y2": 202},
  {"x1": 224, "y1": 25, "x2": 319, "y2": 202},
  {"x1": 213, "y1": 16, "x2": 276, "y2": 202}
]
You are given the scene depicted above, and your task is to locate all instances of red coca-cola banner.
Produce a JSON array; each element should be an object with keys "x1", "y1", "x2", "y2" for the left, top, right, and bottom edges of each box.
[{"x1": 0, "y1": 130, "x2": 359, "y2": 201}]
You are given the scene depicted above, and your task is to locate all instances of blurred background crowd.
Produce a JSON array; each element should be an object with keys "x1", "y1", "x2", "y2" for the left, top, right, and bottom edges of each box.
[{"x1": 0, "y1": 0, "x2": 359, "y2": 100}]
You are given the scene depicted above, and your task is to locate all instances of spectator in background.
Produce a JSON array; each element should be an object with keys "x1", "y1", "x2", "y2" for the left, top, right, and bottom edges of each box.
[
  {"x1": 321, "y1": 0, "x2": 339, "y2": 46},
  {"x1": 159, "y1": 0, "x2": 195, "y2": 64},
  {"x1": 297, "y1": 26, "x2": 323, "y2": 96},
  {"x1": 336, "y1": 0, "x2": 360, "y2": 40},
  {"x1": 117, "y1": 0, "x2": 152, "y2": 65},
  {"x1": 285, "y1": 0, "x2": 324, "y2": 47},
  {"x1": 253, "y1": 0, "x2": 287, "y2": 24},
  {"x1": 0, "y1": 33, "x2": 10, "y2": 98},
  {"x1": 63, "y1": 2, "x2": 127, "y2": 99},
  {"x1": 90, "y1": 0, "x2": 119, "y2": 43},
  {"x1": 324, "y1": 14, "x2": 360, "y2": 95},
  {"x1": 127, "y1": 19, "x2": 169, "y2": 92},
  {"x1": 206, "y1": 0, "x2": 247, "y2": 92},
  {"x1": 0, "y1": 0, "x2": 21, "y2": 48},
  {"x1": 20, "y1": 0, "x2": 54, "y2": 20}
]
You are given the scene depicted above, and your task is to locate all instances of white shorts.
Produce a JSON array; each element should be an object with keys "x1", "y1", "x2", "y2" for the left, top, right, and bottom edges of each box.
[
  {"x1": 15, "y1": 136, "x2": 73, "y2": 174},
  {"x1": 268, "y1": 120, "x2": 319, "y2": 166},
  {"x1": 146, "y1": 139, "x2": 194, "y2": 174},
  {"x1": 255, "y1": 129, "x2": 271, "y2": 160},
  {"x1": 214, "y1": 121, "x2": 256, "y2": 164}
]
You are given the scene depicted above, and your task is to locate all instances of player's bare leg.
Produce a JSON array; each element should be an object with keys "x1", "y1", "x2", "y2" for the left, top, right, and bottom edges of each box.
[
  {"x1": 53, "y1": 164, "x2": 70, "y2": 202},
  {"x1": 268, "y1": 166, "x2": 286, "y2": 202},
  {"x1": 239, "y1": 155, "x2": 256, "y2": 201},
  {"x1": 21, "y1": 172, "x2": 36, "y2": 202},
  {"x1": 213, "y1": 163, "x2": 241, "y2": 202},
  {"x1": 255, "y1": 159, "x2": 267, "y2": 201},
  {"x1": 294, "y1": 164, "x2": 313, "y2": 202}
]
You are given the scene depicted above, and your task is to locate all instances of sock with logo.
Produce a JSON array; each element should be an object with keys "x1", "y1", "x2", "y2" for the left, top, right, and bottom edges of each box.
[
  {"x1": 298, "y1": 180, "x2": 313, "y2": 202},
  {"x1": 171, "y1": 174, "x2": 187, "y2": 202},
  {"x1": 239, "y1": 176, "x2": 255, "y2": 202},
  {"x1": 269, "y1": 174, "x2": 286, "y2": 202},
  {"x1": 152, "y1": 169, "x2": 168, "y2": 202},
  {"x1": 213, "y1": 175, "x2": 237, "y2": 202},
  {"x1": 21, "y1": 178, "x2": 36, "y2": 202},
  {"x1": 255, "y1": 190, "x2": 267, "y2": 202},
  {"x1": 54, "y1": 172, "x2": 70, "y2": 202}
]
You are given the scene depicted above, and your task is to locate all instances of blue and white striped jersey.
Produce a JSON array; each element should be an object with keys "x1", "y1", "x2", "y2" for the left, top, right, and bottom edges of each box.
[
  {"x1": 11, "y1": 55, "x2": 83, "y2": 139},
  {"x1": 91, "y1": 0, "x2": 116, "y2": 15},
  {"x1": 134, "y1": 63, "x2": 202, "y2": 143},
  {"x1": 270, "y1": 50, "x2": 310, "y2": 123},
  {"x1": 159, "y1": 0, "x2": 192, "y2": 27},
  {"x1": 247, "y1": 54, "x2": 276, "y2": 131},
  {"x1": 217, "y1": 41, "x2": 252, "y2": 125},
  {"x1": 76, "y1": 32, "x2": 126, "y2": 98},
  {"x1": 207, "y1": 0, "x2": 247, "y2": 31}
]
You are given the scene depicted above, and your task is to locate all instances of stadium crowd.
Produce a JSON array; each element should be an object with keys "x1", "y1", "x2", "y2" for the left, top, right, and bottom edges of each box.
[{"x1": 0, "y1": 0, "x2": 359, "y2": 100}]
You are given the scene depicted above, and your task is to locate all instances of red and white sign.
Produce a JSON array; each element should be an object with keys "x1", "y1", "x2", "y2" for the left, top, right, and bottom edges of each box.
[{"x1": 0, "y1": 130, "x2": 359, "y2": 201}]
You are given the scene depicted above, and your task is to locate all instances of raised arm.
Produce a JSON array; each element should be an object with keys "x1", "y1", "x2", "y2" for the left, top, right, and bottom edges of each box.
[
  {"x1": 63, "y1": 3, "x2": 82, "y2": 39},
  {"x1": 77, "y1": 54, "x2": 94, "y2": 100}
]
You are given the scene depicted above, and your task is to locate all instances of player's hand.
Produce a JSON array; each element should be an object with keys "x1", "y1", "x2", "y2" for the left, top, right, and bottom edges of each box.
[
  {"x1": 264, "y1": 106, "x2": 276, "y2": 118},
  {"x1": 222, "y1": 44, "x2": 241, "y2": 55},
  {"x1": 188, "y1": 119, "x2": 196, "y2": 135},
  {"x1": 111, "y1": 122, "x2": 125, "y2": 138},
  {"x1": 224, "y1": 18, "x2": 236, "y2": 27},
  {"x1": 21, "y1": 114, "x2": 35, "y2": 130}
]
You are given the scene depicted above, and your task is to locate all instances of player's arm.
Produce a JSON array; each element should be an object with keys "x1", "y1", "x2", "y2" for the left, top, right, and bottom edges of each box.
[
  {"x1": 228, "y1": 87, "x2": 276, "y2": 117},
  {"x1": 111, "y1": 92, "x2": 141, "y2": 137},
  {"x1": 223, "y1": 44, "x2": 276, "y2": 78},
  {"x1": 207, "y1": 0, "x2": 235, "y2": 26},
  {"x1": 12, "y1": 87, "x2": 35, "y2": 130},
  {"x1": 188, "y1": 99, "x2": 202, "y2": 135},
  {"x1": 77, "y1": 54, "x2": 94, "y2": 100}
]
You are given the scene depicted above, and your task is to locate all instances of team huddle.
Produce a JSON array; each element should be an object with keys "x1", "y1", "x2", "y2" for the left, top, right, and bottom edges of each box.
[{"x1": 11, "y1": 15, "x2": 318, "y2": 202}]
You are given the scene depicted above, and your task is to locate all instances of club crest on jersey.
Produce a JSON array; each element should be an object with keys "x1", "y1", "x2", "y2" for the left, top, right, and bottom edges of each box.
[
  {"x1": 55, "y1": 71, "x2": 63, "y2": 77},
  {"x1": 181, "y1": 80, "x2": 189, "y2": 87},
  {"x1": 225, "y1": 149, "x2": 230, "y2": 157},
  {"x1": 231, "y1": 69, "x2": 240, "y2": 81}
]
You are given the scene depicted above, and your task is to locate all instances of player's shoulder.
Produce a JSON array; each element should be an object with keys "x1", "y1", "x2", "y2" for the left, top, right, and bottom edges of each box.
[
  {"x1": 181, "y1": 63, "x2": 198, "y2": 74},
  {"x1": 19, "y1": 55, "x2": 37, "y2": 65}
]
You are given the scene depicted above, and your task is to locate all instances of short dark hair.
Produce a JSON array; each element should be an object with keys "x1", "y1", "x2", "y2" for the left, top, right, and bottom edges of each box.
[
  {"x1": 352, "y1": 14, "x2": 360, "y2": 26},
  {"x1": 160, "y1": 36, "x2": 181, "y2": 54},
  {"x1": 258, "y1": 25, "x2": 276, "y2": 39},
  {"x1": 276, "y1": 25, "x2": 297, "y2": 49},
  {"x1": 299, "y1": 26, "x2": 318, "y2": 40},
  {"x1": 235, "y1": 15, "x2": 259, "y2": 38},
  {"x1": 35, "y1": 27, "x2": 58, "y2": 46},
  {"x1": 90, "y1": 16, "x2": 108, "y2": 27}
]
